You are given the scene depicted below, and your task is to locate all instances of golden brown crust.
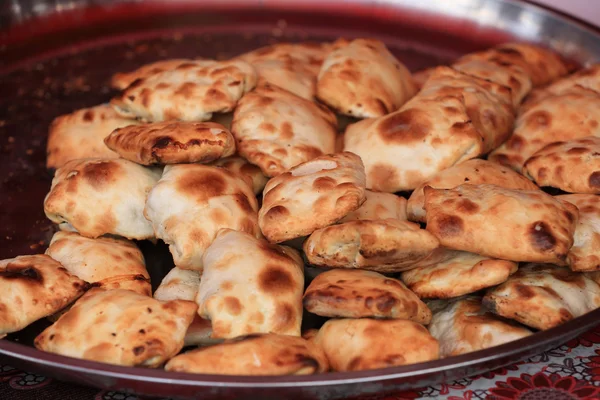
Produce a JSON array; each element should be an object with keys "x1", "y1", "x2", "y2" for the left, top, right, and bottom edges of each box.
[
  {"x1": 407, "y1": 159, "x2": 539, "y2": 223},
  {"x1": 111, "y1": 60, "x2": 257, "y2": 122},
  {"x1": 111, "y1": 59, "x2": 195, "y2": 90},
  {"x1": 557, "y1": 194, "x2": 600, "y2": 272},
  {"x1": 236, "y1": 42, "x2": 332, "y2": 100},
  {"x1": 489, "y1": 86, "x2": 600, "y2": 171},
  {"x1": 457, "y1": 42, "x2": 569, "y2": 88},
  {"x1": 317, "y1": 38, "x2": 416, "y2": 118},
  {"x1": 259, "y1": 152, "x2": 366, "y2": 243},
  {"x1": 424, "y1": 184, "x2": 578, "y2": 264},
  {"x1": 105, "y1": 121, "x2": 235, "y2": 165},
  {"x1": 344, "y1": 66, "x2": 513, "y2": 192},
  {"x1": 303, "y1": 219, "x2": 439, "y2": 272},
  {"x1": 483, "y1": 264, "x2": 600, "y2": 330},
  {"x1": 144, "y1": 164, "x2": 260, "y2": 270},
  {"x1": 43, "y1": 158, "x2": 162, "y2": 239},
  {"x1": 428, "y1": 297, "x2": 532, "y2": 357},
  {"x1": 46, "y1": 231, "x2": 151, "y2": 296},
  {"x1": 35, "y1": 288, "x2": 198, "y2": 367},
  {"x1": 453, "y1": 58, "x2": 532, "y2": 108},
  {"x1": 197, "y1": 229, "x2": 304, "y2": 338},
  {"x1": 524, "y1": 137, "x2": 600, "y2": 194},
  {"x1": 0, "y1": 255, "x2": 88, "y2": 338},
  {"x1": 46, "y1": 104, "x2": 140, "y2": 169},
  {"x1": 401, "y1": 250, "x2": 518, "y2": 299},
  {"x1": 313, "y1": 318, "x2": 439, "y2": 371},
  {"x1": 521, "y1": 64, "x2": 600, "y2": 112},
  {"x1": 231, "y1": 83, "x2": 337, "y2": 177},
  {"x1": 165, "y1": 333, "x2": 329, "y2": 375},
  {"x1": 303, "y1": 269, "x2": 431, "y2": 323}
]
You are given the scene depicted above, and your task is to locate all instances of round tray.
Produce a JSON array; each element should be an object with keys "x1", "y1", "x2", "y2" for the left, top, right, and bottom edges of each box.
[{"x1": 1, "y1": 1, "x2": 600, "y2": 399}]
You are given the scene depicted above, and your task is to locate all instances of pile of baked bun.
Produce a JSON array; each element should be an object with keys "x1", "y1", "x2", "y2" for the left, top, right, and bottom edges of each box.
[{"x1": 3, "y1": 38, "x2": 600, "y2": 375}]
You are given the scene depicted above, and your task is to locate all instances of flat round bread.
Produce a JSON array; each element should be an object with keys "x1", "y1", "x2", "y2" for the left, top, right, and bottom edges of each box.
[
  {"x1": 210, "y1": 156, "x2": 268, "y2": 195},
  {"x1": 46, "y1": 104, "x2": 140, "y2": 169},
  {"x1": 111, "y1": 59, "x2": 257, "y2": 122},
  {"x1": 401, "y1": 249, "x2": 518, "y2": 299},
  {"x1": 165, "y1": 333, "x2": 328, "y2": 375},
  {"x1": 110, "y1": 59, "x2": 195, "y2": 90},
  {"x1": 340, "y1": 190, "x2": 407, "y2": 222},
  {"x1": 407, "y1": 159, "x2": 540, "y2": 223},
  {"x1": 317, "y1": 38, "x2": 416, "y2": 118},
  {"x1": 46, "y1": 231, "x2": 151, "y2": 296},
  {"x1": 231, "y1": 83, "x2": 337, "y2": 177},
  {"x1": 259, "y1": 152, "x2": 366, "y2": 243},
  {"x1": 197, "y1": 229, "x2": 304, "y2": 338},
  {"x1": 428, "y1": 297, "x2": 532, "y2": 357},
  {"x1": 424, "y1": 184, "x2": 579, "y2": 264},
  {"x1": 104, "y1": 121, "x2": 235, "y2": 165},
  {"x1": 557, "y1": 194, "x2": 600, "y2": 272},
  {"x1": 236, "y1": 42, "x2": 332, "y2": 100},
  {"x1": 523, "y1": 136, "x2": 600, "y2": 194},
  {"x1": 521, "y1": 64, "x2": 600, "y2": 112},
  {"x1": 303, "y1": 219, "x2": 439, "y2": 272},
  {"x1": 344, "y1": 66, "x2": 513, "y2": 192},
  {"x1": 303, "y1": 269, "x2": 431, "y2": 323},
  {"x1": 0, "y1": 255, "x2": 88, "y2": 338},
  {"x1": 34, "y1": 288, "x2": 197, "y2": 367},
  {"x1": 313, "y1": 318, "x2": 439, "y2": 371},
  {"x1": 483, "y1": 264, "x2": 600, "y2": 330},
  {"x1": 144, "y1": 164, "x2": 260, "y2": 271},
  {"x1": 44, "y1": 158, "x2": 162, "y2": 239},
  {"x1": 489, "y1": 86, "x2": 600, "y2": 171}
]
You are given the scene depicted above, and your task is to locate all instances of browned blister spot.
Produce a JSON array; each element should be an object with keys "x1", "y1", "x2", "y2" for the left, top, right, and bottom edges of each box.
[
  {"x1": 140, "y1": 88, "x2": 151, "y2": 108},
  {"x1": 264, "y1": 205, "x2": 290, "y2": 221},
  {"x1": 348, "y1": 356, "x2": 362, "y2": 371},
  {"x1": 537, "y1": 167, "x2": 548, "y2": 180},
  {"x1": 456, "y1": 199, "x2": 480, "y2": 214},
  {"x1": 378, "y1": 109, "x2": 431, "y2": 144},
  {"x1": 374, "y1": 295, "x2": 398, "y2": 313},
  {"x1": 312, "y1": 176, "x2": 337, "y2": 191},
  {"x1": 273, "y1": 302, "x2": 296, "y2": 332},
  {"x1": 369, "y1": 164, "x2": 398, "y2": 191},
  {"x1": 567, "y1": 146, "x2": 589, "y2": 155},
  {"x1": 280, "y1": 122, "x2": 294, "y2": 140},
  {"x1": 81, "y1": 161, "x2": 121, "y2": 189},
  {"x1": 259, "y1": 267, "x2": 294, "y2": 294},
  {"x1": 175, "y1": 82, "x2": 197, "y2": 99},
  {"x1": 506, "y1": 135, "x2": 525, "y2": 151},
  {"x1": 527, "y1": 110, "x2": 551, "y2": 128},
  {"x1": 259, "y1": 122, "x2": 277, "y2": 133},
  {"x1": 152, "y1": 136, "x2": 173, "y2": 149},
  {"x1": 177, "y1": 171, "x2": 227, "y2": 200},
  {"x1": 83, "y1": 110, "x2": 94, "y2": 122},
  {"x1": 434, "y1": 214, "x2": 464, "y2": 237},
  {"x1": 589, "y1": 171, "x2": 600, "y2": 188},
  {"x1": 339, "y1": 69, "x2": 361, "y2": 82},
  {"x1": 0, "y1": 264, "x2": 43, "y2": 284},
  {"x1": 224, "y1": 296, "x2": 243, "y2": 316},
  {"x1": 529, "y1": 221, "x2": 556, "y2": 251},
  {"x1": 514, "y1": 283, "x2": 536, "y2": 299}
]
